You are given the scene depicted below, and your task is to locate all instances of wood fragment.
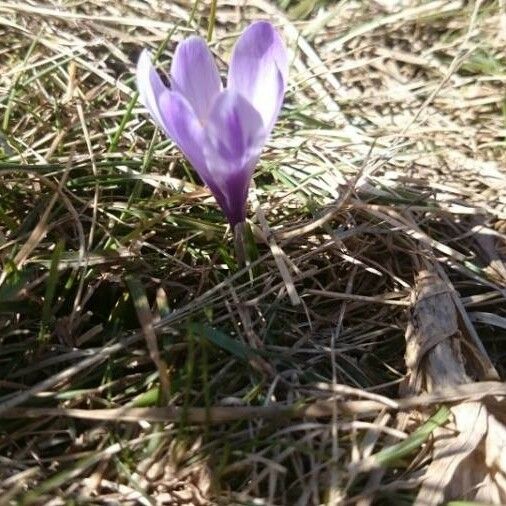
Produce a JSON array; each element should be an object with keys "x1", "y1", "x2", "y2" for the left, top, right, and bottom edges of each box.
[{"x1": 404, "y1": 269, "x2": 506, "y2": 505}]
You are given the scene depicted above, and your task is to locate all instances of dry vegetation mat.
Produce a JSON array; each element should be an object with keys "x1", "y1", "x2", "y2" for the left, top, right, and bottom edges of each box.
[{"x1": 1, "y1": 0, "x2": 506, "y2": 504}]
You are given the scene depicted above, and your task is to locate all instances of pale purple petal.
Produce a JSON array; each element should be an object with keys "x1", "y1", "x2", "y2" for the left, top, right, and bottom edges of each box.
[
  {"x1": 203, "y1": 90, "x2": 265, "y2": 225},
  {"x1": 136, "y1": 49, "x2": 169, "y2": 130},
  {"x1": 157, "y1": 91, "x2": 229, "y2": 214},
  {"x1": 228, "y1": 21, "x2": 288, "y2": 134},
  {"x1": 136, "y1": 23, "x2": 288, "y2": 226},
  {"x1": 170, "y1": 36, "x2": 222, "y2": 123},
  {"x1": 157, "y1": 91, "x2": 206, "y2": 169}
]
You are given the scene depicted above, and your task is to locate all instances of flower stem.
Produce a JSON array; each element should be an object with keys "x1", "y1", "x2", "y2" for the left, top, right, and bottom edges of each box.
[{"x1": 233, "y1": 221, "x2": 247, "y2": 269}]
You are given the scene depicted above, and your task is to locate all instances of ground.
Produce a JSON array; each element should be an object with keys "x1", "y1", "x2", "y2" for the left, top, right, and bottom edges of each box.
[{"x1": 1, "y1": 0, "x2": 505, "y2": 504}]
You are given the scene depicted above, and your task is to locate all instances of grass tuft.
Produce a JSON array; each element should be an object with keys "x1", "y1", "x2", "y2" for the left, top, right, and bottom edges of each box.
[{"x1": 0, "y1": 0, "x2": 505, "y2": 504}]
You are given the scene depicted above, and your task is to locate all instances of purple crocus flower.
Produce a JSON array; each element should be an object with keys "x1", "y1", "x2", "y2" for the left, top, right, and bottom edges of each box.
[{"x1": 136, "y1": 21, "x2": 288, "y2": 227}]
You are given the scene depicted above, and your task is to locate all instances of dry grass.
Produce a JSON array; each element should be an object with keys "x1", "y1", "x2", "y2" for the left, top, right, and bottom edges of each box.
[{"x1": 0, "y1": 0, "x2": 505, "y2": 504}]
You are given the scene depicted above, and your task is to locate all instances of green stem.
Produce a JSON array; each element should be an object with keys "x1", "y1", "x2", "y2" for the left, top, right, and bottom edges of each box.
[
  {"x1": 207, "y1": 0, "x2": 218, "y2": 42},
  {"x1": 188, "y1": 0, "x2": 201, "y2": 26}
]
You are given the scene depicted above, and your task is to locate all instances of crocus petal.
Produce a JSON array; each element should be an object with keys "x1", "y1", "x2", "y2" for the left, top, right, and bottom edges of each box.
[
  {"x1": 157, "y1": 91, "x2": 230, "y2": 214},
  {"x1": 136, "y1": 49, "x2": 169, "y2": 130},
  {"x1": 157, "y1": 91, "x2": 206, "y2": 170},
  {"x1": 228, "y1": 21, "x2": 288, "y2": 134},
  {"x1": 170, "y1": 36, "x2": 222, "y2": 123},
  {"x1": 203, "y1": 90, "x2": 265, "y2": 225}
]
